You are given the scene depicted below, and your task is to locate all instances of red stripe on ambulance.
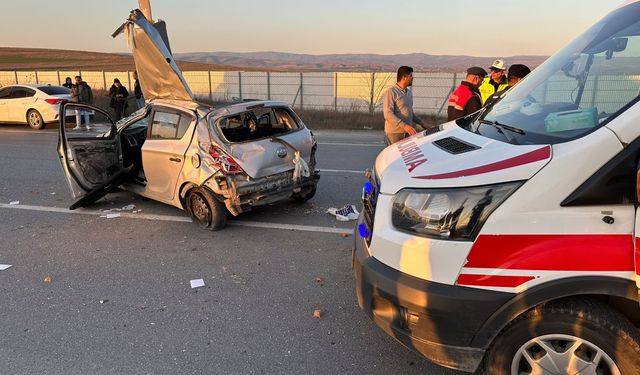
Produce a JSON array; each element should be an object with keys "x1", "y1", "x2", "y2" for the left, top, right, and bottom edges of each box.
[
  {"x1": 465, "y1": 234, "x2": 634, "y2": 272},
  {"x1": 412, "y1": 145, "x2": 551, "y2": 180},
  {"x1": 457, "y1": 274, "x2": 536, "y2": 288}
]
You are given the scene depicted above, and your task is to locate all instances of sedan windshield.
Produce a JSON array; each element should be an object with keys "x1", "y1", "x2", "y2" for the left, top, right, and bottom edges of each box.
[{"x1": 470, "y1": 2, "x2": 640, "y2": 145}]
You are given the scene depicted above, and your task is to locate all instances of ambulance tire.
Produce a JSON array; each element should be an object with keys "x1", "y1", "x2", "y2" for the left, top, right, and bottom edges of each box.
[
  {"x1": 483, "y1": 298, "x2": 640, "y2": 375},
  {"x1": 186, "y1": 187, "x2": 227, "y2": 231}
]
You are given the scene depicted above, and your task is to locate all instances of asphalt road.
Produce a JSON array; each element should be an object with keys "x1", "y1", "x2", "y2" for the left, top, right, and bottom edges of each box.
[{"x1": 0, "y1": 124, "x2": 460, "y2": 375}]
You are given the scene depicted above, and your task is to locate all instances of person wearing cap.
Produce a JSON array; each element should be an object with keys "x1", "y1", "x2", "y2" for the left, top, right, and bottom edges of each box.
[
  {"x1": 484, "y1": 64, "x2": 532, "y2": 107},
  {"x1": 382, "y1": 66, "x2": 426, "y2": 145},
  {"x1": 447, "y1": 66, "x2": 486, "y2": 121},
  {"x1": 479, "y1": 59, "x2": 509, "y2": 104}
]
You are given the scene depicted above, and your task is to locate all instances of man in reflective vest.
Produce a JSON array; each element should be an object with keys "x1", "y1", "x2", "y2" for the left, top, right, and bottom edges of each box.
[
  {"x1": 479, "y1": 59, "x2": 509, "y2": 104},
  {"x1": 484, "y1": 64, "x2": 532, "y2": 107},
  {"x1": 447, "y1": 66, "x2": 487, "y2": 122}
]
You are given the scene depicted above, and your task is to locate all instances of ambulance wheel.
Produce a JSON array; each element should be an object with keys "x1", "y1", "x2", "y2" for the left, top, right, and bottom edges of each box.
[
  {"x1": 292, "y1": 186, "x2": 316, "y2": 203},
  {"x1": 483, "y1": 298, "x2": 640, "y2": 375},
  {"x1": 187, "y1": 188, "x2": 227, "y2": 231}
]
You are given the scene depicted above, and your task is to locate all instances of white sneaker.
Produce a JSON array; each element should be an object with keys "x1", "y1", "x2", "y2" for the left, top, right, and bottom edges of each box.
[
  {"x1": 72, "y1": 126, "x2": 81, "y2": 130},
  {"x1": 85, "y1": 126, "x2": 92, "y2": 131}
]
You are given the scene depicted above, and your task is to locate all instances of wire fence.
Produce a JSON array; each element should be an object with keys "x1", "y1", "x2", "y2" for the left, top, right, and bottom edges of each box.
[{"x1": 1, "y1": 70, "x2": 638, "y2": 117}]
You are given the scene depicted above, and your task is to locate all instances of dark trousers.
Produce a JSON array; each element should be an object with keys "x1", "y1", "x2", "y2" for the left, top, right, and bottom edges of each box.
[{"x1": 385, "y1": 132, "x2": 406, "y2": 146}]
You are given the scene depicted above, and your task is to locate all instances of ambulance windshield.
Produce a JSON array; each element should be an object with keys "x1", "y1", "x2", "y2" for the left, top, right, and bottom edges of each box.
[{"x1": 473, "y1": 2, "x2": 640, "y2": 145}]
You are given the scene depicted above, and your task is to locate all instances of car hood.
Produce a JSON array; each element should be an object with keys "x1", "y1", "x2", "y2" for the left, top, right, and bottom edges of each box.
[
  {"x1": 375, "y1": 122, "x2": 552, "y2": 194},
  {"x1": 112, "y1": 9, "x2": 193, "y2": 101}
]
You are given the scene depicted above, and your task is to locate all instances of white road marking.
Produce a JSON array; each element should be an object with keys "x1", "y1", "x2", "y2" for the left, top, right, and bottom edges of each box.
[
  {"x1": 318, "y1": 142, "x2": 384, "y2": 147},
  {"x1": 0, "y1": 203, "x2": 350, "y2": 235},
  {"x1": 318, "y1": 169, "x2": 364, "y2": 175}
]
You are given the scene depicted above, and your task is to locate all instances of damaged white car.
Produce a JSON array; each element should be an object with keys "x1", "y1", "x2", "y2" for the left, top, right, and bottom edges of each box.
[{"x1": 57, "y1": 9, "x2": 319, "y2": 230}]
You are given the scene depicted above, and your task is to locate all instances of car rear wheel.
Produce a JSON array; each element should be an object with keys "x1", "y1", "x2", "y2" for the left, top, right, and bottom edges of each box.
[
  {"x1": 27, "y1": 109, "x2": 45, "y2": 130},
  {"x1": 292, "y1": 186, "x2": 316, "y2": 203},
  {"x1": 187, "y1": 187, "x2": 227, "y2": 231},
  {"x1": 483, "y1": 298, "x2": 640, "y2": 375}
]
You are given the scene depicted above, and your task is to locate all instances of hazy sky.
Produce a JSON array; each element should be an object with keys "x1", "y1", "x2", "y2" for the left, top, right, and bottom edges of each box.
[{"x1": 0, "y1": 0, "x2": 622, "y2": 56}]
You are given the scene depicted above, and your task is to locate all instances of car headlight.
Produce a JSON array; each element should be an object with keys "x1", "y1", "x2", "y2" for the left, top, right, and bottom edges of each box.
[{"x1": 391, "y1": 182, "x2": 522, "y2": 240}]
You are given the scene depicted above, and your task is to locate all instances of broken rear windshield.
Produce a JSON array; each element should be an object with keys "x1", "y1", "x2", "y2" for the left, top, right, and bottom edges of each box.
[{"x1": 215, "y1": 107, "x2": 301, "y2": 142}]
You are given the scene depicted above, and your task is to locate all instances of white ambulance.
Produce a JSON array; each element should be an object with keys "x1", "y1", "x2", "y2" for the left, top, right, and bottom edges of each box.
[{"x1": 354, "y1": 1, "x2": 640, "y2": 374}]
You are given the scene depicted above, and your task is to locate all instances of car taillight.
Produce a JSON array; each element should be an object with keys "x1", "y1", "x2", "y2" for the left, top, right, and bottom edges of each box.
[
  {"x1": 209, "y1": 145, "x2": 246, "y2": 175},
  {"x1": 44, "y1": 99, "x2": 62, "y2": 105}
]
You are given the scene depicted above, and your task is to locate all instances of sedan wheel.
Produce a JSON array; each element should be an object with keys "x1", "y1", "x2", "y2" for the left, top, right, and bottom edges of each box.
[{"x1": 27, "y1": 109, "x2": 45, "y2": 130}]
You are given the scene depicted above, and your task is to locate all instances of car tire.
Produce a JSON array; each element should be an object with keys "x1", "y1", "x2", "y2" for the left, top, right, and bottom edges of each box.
[
  {"x1": 27, "y1": 109, "x2": 45, "y2": 130},
  {"x1": 483, "y1": 297, "x2": 640, "y2": 375},
  {"x1": 292, "y1": 186, "x2": 316, "y2": 203},
  {"x1": 187, "y1": 187, "x2": 227, "y2": 231}
]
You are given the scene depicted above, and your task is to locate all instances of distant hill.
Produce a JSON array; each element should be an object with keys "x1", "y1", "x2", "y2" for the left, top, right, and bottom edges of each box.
[
  {"x1": 0, "y1": 47, "x2": 252, "y2": 72},
  {"x1": 0, "y1": 47, "x2": 549, "y2": 73},
  {"x1": 174, "y1": 51, "x2": 549, "y2": 72}
]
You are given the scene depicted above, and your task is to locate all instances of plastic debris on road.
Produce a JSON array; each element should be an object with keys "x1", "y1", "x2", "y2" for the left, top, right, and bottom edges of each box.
[
  {"x1": 106, "y1": 213, "x2": 121, "y2": 219},
  {"x1": 0, "y1": 264, "x2": 12, "y2": 271},
  {"x1": 327, "y1": 204, "x2": 359, "y2": 221},
  {"x1": 313, "y1": 309, "x2": 322, "y2": 318},
  {"x1": 9, "y1": 201, "x2": 19, "y2": 205},
  {"x1": 43, "y1": 276, "x2": 52, "y2": 283},
  {"x1": 190, "y1": 279, "x2": 205, "y2": 288}
]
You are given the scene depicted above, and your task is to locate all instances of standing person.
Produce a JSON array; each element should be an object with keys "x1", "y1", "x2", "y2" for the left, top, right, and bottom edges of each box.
[
  {"x1": 447, "y1": 67, "x2": 486, "y2": 122},
  {"x1": 484, "y1": 64, "x2": 532, "y2": 107},
  {"x1": 382, "y1": 66, "x2": 426, "y2": 145},
  {"x1": 133, "y1": 71, "x2": 145, "y2": 110},
  {"x1": 70, "y1": 75, "x2": 94, "y2": 130},
  {"x1": 479, "y1": 59, "x2": 509, "y2": 104},
  {"x1": 62, "y1": 77, "x2": 73, "y2": 89},
  {"x1": 108, "y1": 78, "x2": 129, "y2": 121}
]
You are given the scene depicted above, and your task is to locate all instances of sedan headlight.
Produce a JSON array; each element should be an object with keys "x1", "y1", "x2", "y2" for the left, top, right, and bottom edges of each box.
[{"x1": 391, "y1": 182, "x2": 522, "y2": 240}]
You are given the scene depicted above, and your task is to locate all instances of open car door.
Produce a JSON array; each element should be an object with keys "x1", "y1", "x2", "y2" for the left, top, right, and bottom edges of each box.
[{"x1": 57, "y1": 102, "x2": 129, "y2": 210}]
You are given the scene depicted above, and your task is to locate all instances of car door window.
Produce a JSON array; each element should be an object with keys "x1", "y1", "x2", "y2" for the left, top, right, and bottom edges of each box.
[
  {"x1": 273, "y1": 108, "x2": 299, "y2": 131},
  {"x1": 149, "y1": 110, "x2": 193, "y2": 140},
  {"x1": 0, "y1": 87, "x2": 12, "y2": 99},
  {"x1": 9, "y1": 88, "x2": 35, "y2": 99}
]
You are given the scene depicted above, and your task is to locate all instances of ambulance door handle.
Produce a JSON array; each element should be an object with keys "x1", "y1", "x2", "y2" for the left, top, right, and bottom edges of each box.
[{"x1": 602, "y1": 216, "x2": 615, "y2": 225}]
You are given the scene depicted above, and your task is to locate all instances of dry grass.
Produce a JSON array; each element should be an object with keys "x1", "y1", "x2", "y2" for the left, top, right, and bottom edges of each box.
[
  {"x1": 89, "y1": 92, "x2": 443, "y2": 130},
  {"x1": 295, "y1": 108, "x2": 442, "y2": 130}
]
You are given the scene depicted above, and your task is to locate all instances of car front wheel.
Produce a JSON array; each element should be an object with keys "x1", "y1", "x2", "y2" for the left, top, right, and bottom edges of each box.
[
  {"x1": 27, "y1": 109, "x2": 45, "y2": 130},
  {"x1": 483, "y1": 298, "x2": 640, "y2": 375},
  {"x1": 187, "y1": 187, "x2": 227, "y2": 231}
]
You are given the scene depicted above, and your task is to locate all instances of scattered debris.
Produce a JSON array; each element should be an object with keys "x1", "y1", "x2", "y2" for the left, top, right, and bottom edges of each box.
[
  {"x1": 50, "y1": 192, "x2": 57, "y2": 195},
  {"x1": 0, "y1": 264, "x2": 12, "y2": 271},
  {"x1": 327, "y1": 204, "x2": 359, "y2": 221},
  {"x1": 106, "y1": 213, "x2": 121, "y2": 219},
  {"x1": 313, "y1": 309, "x2": 322, "y2": 318},
  {"x1": 99, "y1": 299, "x2": 109, "y2": 304},
  {"x1": 315, "y1": 277, "x2": 325, "y2": 286},
  {"x1": 308, "y1": 203, "x2": 316, "y2": 209},
  {"x1": 9, "y1": 201, "x2": 19, "y2": 205},
  {"x1": 190, "y1": 279, "x2": 205, "y2": 289},
  {"x1": 340, "y1": 232, "x2": 349, "y2": 238},
  {"x1": 121, "y1": 204, "x2": 135, "y2": 211},
  {"x1": 43, "y1": 276, "x2": 52, "y2": 283}
]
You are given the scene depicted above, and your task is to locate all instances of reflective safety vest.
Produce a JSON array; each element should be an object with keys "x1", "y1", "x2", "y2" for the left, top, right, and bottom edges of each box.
[{"x1": 479, "y1": 77, "x2": 508, "y2": 104}]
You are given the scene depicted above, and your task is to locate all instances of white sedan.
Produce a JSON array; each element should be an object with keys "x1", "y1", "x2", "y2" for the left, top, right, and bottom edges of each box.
[{"x1": 0, "y1": 84, "x2": 72, "y2": 129}]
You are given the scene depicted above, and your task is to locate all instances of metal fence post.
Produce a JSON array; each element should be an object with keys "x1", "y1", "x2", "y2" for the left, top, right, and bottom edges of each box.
[
  {"x1": 590, "y1": 75, "x2": 599, "y2": 108},
  {"x1": 102, "y1": 71, "x2": 107, "y2": 90},
  {"x1": 57, "y1": 71, "x2": 61, "y2": 85},
  {"x1": 369, "y1": 72, "x2": 376, "y2": 114},
  {"x1": 299, "y1": 72, "x2": 304, "y2": 109},
  {"x1": 127, "y1": 71, "x2": 132, "y2": 92},
  {"x1": 35, "y1": 71, "x2": 39, "y2": 84},
  {"x1": 14, "y1": 71, "x2": 18, "y2": 84},
  {"x1": 334, "y1": 72, "x2": 338, "y2": 111},
  {"x1": 436, "y1": 72, "x2": 458, "y2": 118},
  {"x1": 267, "y1": 72, "x2": 271, "y2": 100},
  {"x1": 238, "y1": 71, "x2": 243, "y2": 100},
  {"x1": 208, "y1": 71, "x2": 213, "y2": 101}
]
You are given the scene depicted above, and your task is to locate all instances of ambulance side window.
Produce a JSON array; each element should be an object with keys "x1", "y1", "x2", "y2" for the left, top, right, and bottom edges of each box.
[{"x1": 562, "y1": 140, "x2": 640, "y2": 206}]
